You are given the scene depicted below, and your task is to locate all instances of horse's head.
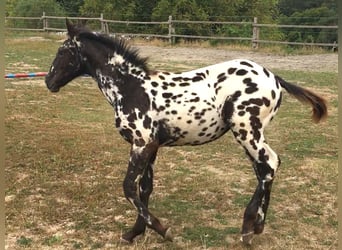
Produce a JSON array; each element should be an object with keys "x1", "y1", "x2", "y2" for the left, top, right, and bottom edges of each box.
[{"x1": 45, "y1": 19, "x2": 85, "y2": 92}]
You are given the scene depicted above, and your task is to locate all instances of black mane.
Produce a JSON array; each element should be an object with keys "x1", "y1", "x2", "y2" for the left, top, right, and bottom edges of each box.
[{"x1": 78, "y1": 31, "x2": 150, "y2": 72}]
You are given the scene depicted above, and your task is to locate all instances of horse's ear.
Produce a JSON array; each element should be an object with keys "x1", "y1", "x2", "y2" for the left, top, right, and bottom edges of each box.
[{"x1": 66, "y1": 18, "x2": 77, "y2": 39}]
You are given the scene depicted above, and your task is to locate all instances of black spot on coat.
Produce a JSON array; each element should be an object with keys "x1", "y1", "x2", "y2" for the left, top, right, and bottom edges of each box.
[
  {"x1": 240, "y1": 61, "x2": 254, "y2": 68},
  {"x1": 180, "y1": 82, "x2": 190, "y2": 87},
  {"x1": 162, "y1": 92, "x2": 173, "y2": 98},
  {"x1": 263, "y1": 68, "x2": 270, "y2": 77},
  {"x1": 236, "y1": 69, "x2": 248, "y2": 76},
  {"x1": 243, "y1": 78, "x2": 258, "y2": 94},
  {"x1": 118, "y1": 73, "x2": 150, "y2": 114},
  {"x1": 222, "y1": 97, "x2": 234, "y2": 123},
  {"x1": 228, "y1": 68, "x2": 237, "y2": 74},
  {"x1": 143, "y1": 115, "x2": 152, "y2": 129},
  {"x1": 192, "y1": 76, "x2": 203, "y2": 82}
]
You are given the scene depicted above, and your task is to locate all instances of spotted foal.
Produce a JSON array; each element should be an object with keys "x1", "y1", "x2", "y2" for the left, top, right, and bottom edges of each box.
[{"x1": 45, "y1": 20, "x2": 327, "y2": 245}]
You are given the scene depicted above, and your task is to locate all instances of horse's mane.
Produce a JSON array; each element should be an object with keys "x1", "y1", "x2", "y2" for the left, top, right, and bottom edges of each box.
[{"x1": 78, "y1": 30, "x2": 150, "y2": 72}]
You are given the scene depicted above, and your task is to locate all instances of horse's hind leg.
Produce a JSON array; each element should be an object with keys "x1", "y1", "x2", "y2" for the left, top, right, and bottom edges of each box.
[
  {"x1": 121, "y1": 142, "x2": 171, "y2": 243},
  {"x1": 232, "y1": 124, "x2": 280, "y2": 245},
  {"x1": 121, "y1": 152, "x2": 156, "y2": 242}
]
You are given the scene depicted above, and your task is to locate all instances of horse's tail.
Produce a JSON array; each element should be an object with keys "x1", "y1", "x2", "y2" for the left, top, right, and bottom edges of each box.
[{"x1": 276, "y1": 75, "x2": 327, "y2": 123}]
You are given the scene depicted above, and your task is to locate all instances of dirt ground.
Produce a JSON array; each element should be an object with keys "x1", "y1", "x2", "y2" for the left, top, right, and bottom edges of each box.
[{"x1": 134, "y1": 44, "x2": 338, "y2": 73}]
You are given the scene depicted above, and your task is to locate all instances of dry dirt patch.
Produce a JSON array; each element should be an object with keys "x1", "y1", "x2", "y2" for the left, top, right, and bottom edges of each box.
[{"x1": 135, "y1": 45, "x2": 338, "y2": 73}]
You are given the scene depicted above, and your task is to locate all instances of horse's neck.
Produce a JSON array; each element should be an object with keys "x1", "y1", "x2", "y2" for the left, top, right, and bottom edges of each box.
[
  {"x1": 108, "y1": 52, "x2": 148, "y2": 79},
  {"x1": 89, "y1": 52, "x2": 147, "y2": 108},
  {"x1": 94, "y1": 68, "x2": 120, "y2": 106}
]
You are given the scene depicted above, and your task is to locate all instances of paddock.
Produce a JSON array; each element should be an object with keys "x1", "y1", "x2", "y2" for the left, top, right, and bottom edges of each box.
[{"x1": 5, "y1": 34, "x2": 338, "y2": 249}]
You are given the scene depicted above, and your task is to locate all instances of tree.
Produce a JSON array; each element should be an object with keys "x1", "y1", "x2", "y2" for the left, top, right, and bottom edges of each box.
[
  {"x1": 12, "y1": 0, "x2": 65, "y2": 16},
  {"x1": 279, "y1": 6, "x2": 337, "y2": 44},
  {"x1": 172, "y1": 0, "x2": 208, "y2": 20},
  {"x1": 278, "y1": 0, "x2": 337, "y2": 17},
  {"x1": 171, "y1": 0, "x2": 209, "y2": 37},
  {"x1": 79, "y1": 0, "x2": 114, "y2": 18},
  {"x1": 80, "y1": 0, "x2": 158, "y2": 20},
  {"x1": 10, "y1": 0, "x2": 65, "y2": 28},
  {"x1": 56, "y1": 0, "x2": 84, "y2": 16},
  {"x1": 238, "y1": 0, "x2": 279, "y2": 23},
  {"x1": 80, "y1": 0, "x2": 159, "y2": 32},
  {"x1": 196, "y1": 0, "x2": 243, "y2": 21},
  {"x1": 132, "y1": 0, "x2": 158, "y2": 21},
  {"x1": 195, "y1": 0, "x2": 249, "y2": 43},
  {"x1": 5, "y1": 0, "x2": 18, "y2": 16},
  {"x1": 151, "y1": 0, "x2": 173, "y2": 21}
]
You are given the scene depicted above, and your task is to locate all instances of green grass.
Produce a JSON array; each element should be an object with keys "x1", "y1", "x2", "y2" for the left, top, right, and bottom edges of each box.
[{"x1": 5, "y1": 33, "x2": 337, "y2": 249}]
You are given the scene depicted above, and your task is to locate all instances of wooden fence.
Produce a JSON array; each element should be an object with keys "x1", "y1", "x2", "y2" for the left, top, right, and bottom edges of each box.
[{"x1": 5, "y1": 13, "x2": 338, "y2": 49}]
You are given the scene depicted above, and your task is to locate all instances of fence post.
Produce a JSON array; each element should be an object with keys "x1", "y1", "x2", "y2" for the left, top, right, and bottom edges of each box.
[
  {"x1": 168, "y1": 15, "x2": 174, "y2": 44},
  {"x1": 42, "y1": 12, "x2": 48, "y2": 31},
  {"x1": 100, "y1": 13, "x2": 104, "y2": 33},
  {"x1": 252, "y1": 17, "x2": 259, "y2": 49}
]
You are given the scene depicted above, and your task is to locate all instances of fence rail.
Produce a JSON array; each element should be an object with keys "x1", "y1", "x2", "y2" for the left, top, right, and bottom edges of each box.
[{"x1": 5, "y1": 13, "x2": 338, "y2": 49}]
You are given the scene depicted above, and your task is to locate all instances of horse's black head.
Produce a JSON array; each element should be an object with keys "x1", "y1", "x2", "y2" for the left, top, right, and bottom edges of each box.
[{"x1": 45, "y1": 19, "x2": 85, "y2": 92}]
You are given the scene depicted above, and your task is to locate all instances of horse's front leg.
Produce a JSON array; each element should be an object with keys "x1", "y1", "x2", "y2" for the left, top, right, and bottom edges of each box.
[
  {"x1": 121, "y1": 151, "x2": 156, "y2": 242},
  {"x1": 121, "y1": 142, "x2": 172, "y2": 243}
]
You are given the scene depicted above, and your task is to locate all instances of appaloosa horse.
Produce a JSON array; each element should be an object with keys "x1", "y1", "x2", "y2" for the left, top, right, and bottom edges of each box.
[{"x1": 45, "y1": 20, "x2": 327, "y2": 245}]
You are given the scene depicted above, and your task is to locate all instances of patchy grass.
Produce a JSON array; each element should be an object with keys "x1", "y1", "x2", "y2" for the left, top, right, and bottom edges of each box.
[{"x1": 5, "y1": 35, "x2": 337, "y2": 249}]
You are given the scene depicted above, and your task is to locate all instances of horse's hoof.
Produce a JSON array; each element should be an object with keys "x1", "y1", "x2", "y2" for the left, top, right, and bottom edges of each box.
[
  {"x1": 254, "y1": 223, "x2": 264, "y2": 234},
  {"x1": 120, "y1": 231, "x2": 135, "y2": 244},
  {"x1": 119, "y1": 236, "x2": 133, "y2": 244},
  {"x1": 240, "y1": 231, "x2": 254, "y2": 245},
  {"x1": 164, "y1": 227, "x2": 173, "y2": 241}
]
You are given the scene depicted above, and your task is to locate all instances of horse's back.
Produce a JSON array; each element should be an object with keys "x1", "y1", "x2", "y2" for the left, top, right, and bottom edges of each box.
[{"x1": 144, "y1": 59, "x2": 281, "y2": 146}]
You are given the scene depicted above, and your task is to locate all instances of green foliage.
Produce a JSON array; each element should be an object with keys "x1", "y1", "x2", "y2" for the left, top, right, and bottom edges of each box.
[
  {"x1": 56, "y1": 0, "x2": 84, "y2": 16},
  {"x1": 151, "y1": 0, "x2": 211, "y2": 39},
  {"x1": 132, "y1": 0, "x2": 158, "y2": 21},
  {"x1": 16, "y1": 236, "x2": 33, "y2": 247},
  {"x1": 151, "y1": 0, "x2": 172, "y2": 35},
  {"x1": 196, "y1": 0, "x2": 243, "y2": 21},
  {"x1": 5, "y1": 0, "x2": 338, "y2": 47},
  {"x1": 238, "y1": 0, "x2": 279, "y2": 23},
  {"x1": 42, "y1": 235, "x2": 62, "y2": 246},
  {"x1": 5, "y1": 0, "x2": 18, "y2": 16},
  {"x1": 278, "y1": 0, "x2": 337, "y2": 16},
  {"x1": 151, "y1": 0, "x2": 172, "y2": 21},
  {"x1": 172, "y1": 0, "x2": 209, "y2": 38},
  {"x1": 12, "y1": 0, "x2": 65, "y2": 18},
  {"x1": 79, "y1": 0, "x2": 113, "y2": 18},
  {"x1": 9, "y1": 0, "x2": 65, "y2": 29},
  {"x1": 279, "y1": 6, "x2": 337, "y2": 44},
  {"x1": 80, "y1": 0, "x2": 149, "y2": 33},
  {"x1": 172, "y1": 0, "x2": 208, "y2": 21}
]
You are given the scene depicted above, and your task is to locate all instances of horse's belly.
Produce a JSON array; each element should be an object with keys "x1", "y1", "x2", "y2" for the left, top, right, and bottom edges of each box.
[{"x1": 159, "y1": 111, "x2": 230, "y2": 146}]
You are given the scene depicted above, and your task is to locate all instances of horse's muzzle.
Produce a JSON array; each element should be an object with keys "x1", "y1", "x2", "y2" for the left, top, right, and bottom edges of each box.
[
  {"x1": 48, "y1": 87, "x2": 60, "y2": 93},
  {"x1": 45, "y1": 75, "x2": 60, "y2": 92}
]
